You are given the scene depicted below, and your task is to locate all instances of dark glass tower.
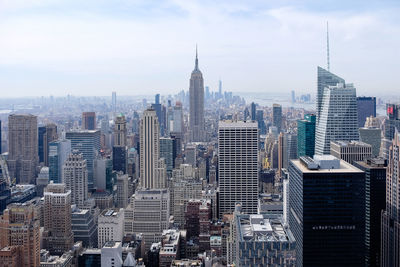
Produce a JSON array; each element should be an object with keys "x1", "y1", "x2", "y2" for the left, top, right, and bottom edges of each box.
[
  {"x1": 289, "y1": 155, "x2": 365, "y2": 266},
  {"x1": 353, "y1": 158, "x2": 387, "y2": 267},
  {"x1": 297, "y1": 114, "x2": 316, "y2": 158},
  {"x1": 272, "y1": 104, "x2": 282, "y2": 133}
]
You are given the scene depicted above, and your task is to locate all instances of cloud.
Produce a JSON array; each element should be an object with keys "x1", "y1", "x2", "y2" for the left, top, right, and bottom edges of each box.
[{"x1": 0, "y1": 0, "x2": 399, "y2": 97}]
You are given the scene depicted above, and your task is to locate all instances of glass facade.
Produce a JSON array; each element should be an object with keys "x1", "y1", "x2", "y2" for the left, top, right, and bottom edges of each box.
[{"x1": 297, "y1": 114, "x2": 316, "y2": 158}]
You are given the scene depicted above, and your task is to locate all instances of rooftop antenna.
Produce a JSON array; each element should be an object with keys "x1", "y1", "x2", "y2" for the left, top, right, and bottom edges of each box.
[{"x1": 327, "y1": 21, "x2": 330, "y2": 71}]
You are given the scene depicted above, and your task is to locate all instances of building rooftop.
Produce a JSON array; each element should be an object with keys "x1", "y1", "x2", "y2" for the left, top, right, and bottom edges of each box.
[
  {"x1": 219, "y1": 120, "x2": 258, "y2": 128},
  {"x1": 331, "y1": 140, "x2": 371, "y2": 147},
  {"x1": 295, "y1": 155, "x2": 363, "y2": 173},
  {"x1": 237, "y1": 214, "x2": 294, "y2": 243}
]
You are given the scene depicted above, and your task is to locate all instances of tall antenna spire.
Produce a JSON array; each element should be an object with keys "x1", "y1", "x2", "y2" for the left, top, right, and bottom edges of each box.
[
  {"x1": 327, "y1": 21, "x2": 330, "y2": 71},
  {"x1": 195, "y1": 44, "x2": 199, "y2": 70}
]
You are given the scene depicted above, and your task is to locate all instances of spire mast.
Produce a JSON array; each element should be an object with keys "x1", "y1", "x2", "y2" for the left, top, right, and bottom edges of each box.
[
  {"x1": 327, "y1": 21, "x2": 330, "y2": 71},
  {"x1": 195, "y1": 44, "x2": 199, "y2": 70}
]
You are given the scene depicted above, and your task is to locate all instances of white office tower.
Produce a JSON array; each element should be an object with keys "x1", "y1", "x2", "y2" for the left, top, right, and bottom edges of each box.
[
  {"x1": 62, "y1": 151, "x2": 88, "y2": 207},
  {"x1": 218, "y1": 121, "x2": 259, "y2": 217},
  {"x1": 124, "y1": 189, "x2": 170, "y2": 250},
  {"x1": 139, "y1": 108, "x2": 166, "y2": 189},
  {"x1": 101, "y1": 241, "x2": 123, "y2": 267},
  {"x1": 315, "y1": 83, "x2": 359, "y2": 155},
  {"x1": 98, "y1": 209, "x2": 124, "y2": 248}
]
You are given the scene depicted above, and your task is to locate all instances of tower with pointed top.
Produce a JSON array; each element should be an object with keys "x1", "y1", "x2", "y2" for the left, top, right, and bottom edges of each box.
[{"x1": 189, "y1": 47, "x2": 205, "y2": 142}]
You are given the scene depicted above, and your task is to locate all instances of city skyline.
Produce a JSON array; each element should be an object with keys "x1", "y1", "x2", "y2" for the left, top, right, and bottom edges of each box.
[{"x1": 0, "y1": 0, "x2": 399, "y2": 97}]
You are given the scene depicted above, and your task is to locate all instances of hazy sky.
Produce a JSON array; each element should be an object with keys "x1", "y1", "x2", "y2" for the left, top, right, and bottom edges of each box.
[{"x1": 0, "y1": 0, "x2": 399, "y2": 97}]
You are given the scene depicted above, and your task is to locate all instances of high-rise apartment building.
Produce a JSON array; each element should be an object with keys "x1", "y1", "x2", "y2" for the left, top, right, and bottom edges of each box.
[
  {"x1": 289, "y1": 155, "x2": 365, "y2": 266},
  {"x1": 124, "y1": 189, "x2": 170, "y2": 250},
  {"x1": 315, "y1": 83, "x2": 359, "y2": 155},
  {"x1": 218, "y1": 121, "x2": 258, "y2": 216},
  {"x1": 38, "y1": 123, "x2": 58, "y2": 166},
  {"x1": 7, "y1": 114, "x2": 39, "y2": 184},
  {"x1": 113, "y1": 114, "x2": 127, "y2": 173},
  {"x1": 0, "y1": 202, "x2": 40, "y2": 267},
  {"x1": 316, "y1": 66, "x2": 345, "y2": 121},
  {"x1": 82, "y1": 112, "x2": 96, "y2": 130},
  {"x1": 330, "y1": 140, "x2": 372, "y2": 164},
  {"x1": 43, "y1": 182, "x2": 74, "y2": 255},
  {"x1": 189, "y1": 48, "x2": 205, "y2": 142},
  {"x1": 62, "y1": 151, "x2": 88, "y2": 207},
  {"x1": 381, "y1": 132, "x2": 400, "y2": 267},
  {"x1": 272, "y1": 104, "x2": 282, "y2": 133},
  {"x1": 297, "y1": 114, "x2": 316, "y2": 158},
  {"x1": 139, "y1": 109, "x2": 166, "y2": 189},
  {"x1": 66, "y1": 130, "x2": 101, "y2": 190},
  {"x1": 357, "y1": 96, "x2": 376, "y2": 127},
  {"x1": 353, "y1": 158, "x2": 387, "y2": 267},
  {"x1": 49, "y1": 139, "x2": 71, "y2": 183}
]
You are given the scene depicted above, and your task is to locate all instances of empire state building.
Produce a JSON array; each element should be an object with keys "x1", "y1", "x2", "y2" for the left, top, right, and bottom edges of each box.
[{"x1": 189, "y1": 47, "x2": 205, "y2": 142}]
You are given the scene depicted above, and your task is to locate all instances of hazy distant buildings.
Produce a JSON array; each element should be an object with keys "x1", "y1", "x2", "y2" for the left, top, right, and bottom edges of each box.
[
  {"x1": 112, "y1": 91, "x2": 117, "y2": 113},
  {"x1": 218, "y1": 121, "x2": 258, "y2": 216},
  {"x1": 297, "y1": 114, "x2": 316, "y2": 158},
  {"x1": 289, "y1": 155, "x2": 365, "y2": 266},
  {"x1": 8, "y1": 114, "x2": 39, "y2": 184},
  {"x1": 189, "y1": 48, "x2": 205, "y2": 142},
  {"x1": 82, "y1": 112, "x2": 96, "y2": 130},
  {"x1": 357, "y1": 96, "x2": 376, "y2": 127},
  {"x1": 251, "y1": 102, "x2": 256, "y2": 121},
  {"x1": 381, "y1": 133, "x2": 400, "y2": 267},
  {"x1": 315, "y1": 83, "x2": 359, "y2": 155}
]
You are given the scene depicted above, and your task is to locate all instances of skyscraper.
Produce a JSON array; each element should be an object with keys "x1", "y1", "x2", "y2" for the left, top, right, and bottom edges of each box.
[
  {"x1": 48, "y1": 139, "x2": 71, "y2": 184},
  {"x1": 315, "y1": 83, "x2": 359, "y2": 155},
  {"x1": 152, "y1": 94, "x2": 164, "y2": 136},
  {"x1": 160, "y1": 137, "x2": 174, "y2": 173},
  {"x1": 357, "y1": 96, "x2": 376, "y2": 127},
  {"x1": 66, "y1": 130, "x2": 101, "y2": 190},
  {"x1": 38, "y1": 123, "x2": 57, "y2": 166},
  {"x1": 250, "y1": 102, "x2": 256, "y2": 121},
  {"x1": 360, "y1": 116, "x2": 382, "y2": 157},
  {"x1": 62, "y1": 151, "x2": 88, "y2": 207},
  {"x1": 330, "y1": 140, "x2": 372, "y2": 164},
  {"x1": 381, "y1": 132, "x2": 400, "y2": 267},
  {"x1": 316, "y1": 66, "x2": 345, "y2": 121},
  {"x1": 140, "y1": 108, "x2": 165, "y2": 189},
  {"x1": 189, "y1": 47, "x2": 205, "y2": 142},
  {"x1": 272, "y1": 104, "x2": 282, "y2": 133},
  {"x1": 43, "y1": 182, "x2": 74, "y2": 256},
  {"x1": 0, "y1": 202, "x2": 40, "y2": 267},
  {"x1": 289, "y1": 155, "x2": 365, "y2": 266},
  {"x1": 113, "y1": 114, "x2": 127, "y2": 173},
  {"x1": 297, "y1": 114, "x2": 316, "y2": 158},
  {"x1": 382, "y1": 103, "x2": 400, "y2": 159},
  {"x1": 256, "y1": 110, "x2": 266, "y2": 135},
  {"x1": 218, "y1": 121, "x2": 258, "y2": 216},
  {"x1": 353, "y1": 158, "x2": 387, "y2": 267},
  {"x1": 82, "y1": 112, "x2": 96, "y2": 130},
  {"x1": 7, "y1": 114, "x2": 39, "y2": 184}
]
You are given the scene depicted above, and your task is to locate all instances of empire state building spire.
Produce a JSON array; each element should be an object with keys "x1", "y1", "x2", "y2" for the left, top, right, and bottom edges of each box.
[
  {"x1": 189, "y1": 45, "x2": 205, "y2": 142},
  {"x1": 195, "y1": 44, "x2": 199, "y2": 71}
]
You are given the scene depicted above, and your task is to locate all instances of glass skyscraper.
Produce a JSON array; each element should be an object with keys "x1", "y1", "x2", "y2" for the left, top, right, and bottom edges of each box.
[
  {"x1": 49, "y1": 139, "x2": 71, "y2": 183},
  {"x1": 357, "y1": 96, "x2": 376, "y2": 127},
  {"x1": 297, "y1": 114, "x2": 316, "y2": 158},
  {"x1": 315, "y1": 83, "x2": 359, "y2": 155}
]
